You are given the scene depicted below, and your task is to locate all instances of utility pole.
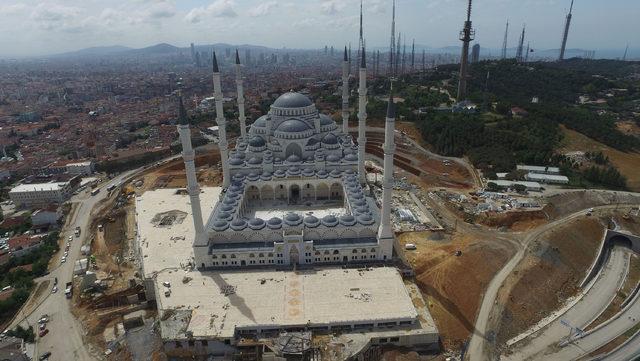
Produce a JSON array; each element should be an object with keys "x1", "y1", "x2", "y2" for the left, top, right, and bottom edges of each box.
[
  {"x1": 559, "y1": 0, "x2": 574, "y2": 61},
  {"x1": 456, "y1": 0, "x2": 475, "y2": 100},
  {"x1": 501, "y1": 20, "x2": 509, "y2": 59}
]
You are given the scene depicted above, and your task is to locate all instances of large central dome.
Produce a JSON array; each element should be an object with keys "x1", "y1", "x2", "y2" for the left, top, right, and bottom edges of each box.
[{"x1": 272, "y1": 92, "x2": 313, "y2": 108}]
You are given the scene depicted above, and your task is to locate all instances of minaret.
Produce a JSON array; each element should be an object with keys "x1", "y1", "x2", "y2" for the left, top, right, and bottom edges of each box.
[
  {"x1": 212, "y1": 52, "x2": 230, "y2": 187},
  {"x1": 388, "y1": 0, "x2": 396, "y2": 76},
  {"x1": 501, "y1": 20, "x2": 509, "y2": 59},
  {"x1": 342, "y1": 46, "x2": 350, "y2": 134},
  {"x1": 234, "y1": 49, "x2": 247, "y2": 140},
  {"x1": 377, "y1": 88, "x2": 396, "y2": 260},
  {"x1": 357, "y1": 46, "x2": 367, "y2": 184},
  {"x1": 176, "y1": 95, "x2": 206, "y2": 247}
]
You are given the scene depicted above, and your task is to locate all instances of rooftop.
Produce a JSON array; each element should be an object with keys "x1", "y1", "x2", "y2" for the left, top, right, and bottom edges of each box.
[
  {"x1": 9, "y1": 182, "x2": 68, "y2": 193},
  {"x1": 135, "y1": 187, "x2": 221, "y2": 278},
  {"x1": 156, "y1": 267, "x2": 425, "y2": 340}
]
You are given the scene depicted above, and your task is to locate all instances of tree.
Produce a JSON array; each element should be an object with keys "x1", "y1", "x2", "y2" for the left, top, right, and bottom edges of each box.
[
  {"x1": 486, "y1": 182, "x2": 500, "y2": 192},
  {"x1": 513, "y1": 184, "x2": 527, "y2": 193}
]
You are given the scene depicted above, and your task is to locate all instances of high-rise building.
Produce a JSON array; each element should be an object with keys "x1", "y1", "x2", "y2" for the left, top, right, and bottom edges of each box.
[{"x1": 471, "y1": 43, "x2": 480, "y2": 63}]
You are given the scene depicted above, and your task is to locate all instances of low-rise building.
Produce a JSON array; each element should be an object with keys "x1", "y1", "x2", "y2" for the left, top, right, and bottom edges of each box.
[
  {"x1": 8, "y1": 182, "x2": 71, "y2": 208},
  {"x1": 0, "y1": 336, "x2": 28, "y2": 361},
  {"x1": 8, "y1": 234, "x2": 43, "y2": 258},
  {"x1": 516, "y1": 165, "x2": 560, "y2": 175},
  {"x1": 66, "y1": 161, "x2": 94, "y2": 175},
  {"x1": 525, "y1": 173, "x2": 570, "y2": 184},
  {"x1": 31, "y1": 206, "x2": 62, "y2": 227}
]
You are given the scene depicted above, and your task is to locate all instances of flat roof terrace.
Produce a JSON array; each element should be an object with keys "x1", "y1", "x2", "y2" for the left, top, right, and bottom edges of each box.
[
  {"x1": 136, "y1": 187, "x2": 221, "y2": 277},
  {"x1": 156, "y1": 267, "x2": 424, "y2": 340}
]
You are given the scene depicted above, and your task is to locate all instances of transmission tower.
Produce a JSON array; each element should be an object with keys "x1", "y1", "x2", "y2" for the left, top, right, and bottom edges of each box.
[
  {"x1": 456, "y1": 0, "x2": 475, "y2": 100},
  {"x1": 559, "y1": 0, "x2": 574, "y2": 61},
  {"x1": 501, "y1": 20, "x2": 509, "y2": 59}
]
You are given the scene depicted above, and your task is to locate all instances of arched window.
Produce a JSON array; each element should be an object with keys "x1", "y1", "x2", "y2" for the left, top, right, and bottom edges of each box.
[
  {"x1": 333, "y1": 250, "x2": 339, "y2": 255},
  {"x1": 352, "y1": 249, "x2": 357, "y2": 254},
  {"x1": 371, "y1": 248, "x2": 376, "y2": 253},
  {"x1": 230, "y1": 254, "x2": 236, "y2": 258},
  {"x1": 324, "y1": 250, "x2": 330, "y2": 255},
  {"x1": 249, "y1": 253, "x2": 255, "y2": 258},
  {"x1": 221, "y1": 254, "x2": 227, "y2": 259},
  {"x1": 212, "y1": 255, "x2": 218, "y2": 259},
  {"x1": 259, "y1": 253, "x2": 264, "y2": 258},
  {"x1": 361, "y1": 249, "x2": 367, "y2": 253}
]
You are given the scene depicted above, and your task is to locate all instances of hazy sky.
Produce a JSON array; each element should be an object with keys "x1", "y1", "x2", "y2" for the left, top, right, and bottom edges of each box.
[{"x1": 0, "y1": 0, "x2": 637, "y2": 57}]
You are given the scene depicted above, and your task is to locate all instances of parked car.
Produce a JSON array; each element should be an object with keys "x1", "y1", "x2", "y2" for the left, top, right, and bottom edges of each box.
[
  {"x1": 39, "y1": 351, "x2": 51, "y2": 360},
  {"x1": 39, "y1": 323, "x2": 46, "y2": 331},
  {"x1": 405, "y1": 243, "x2": 417, "y2": 250},
  {"x1": 38, "y1": 315, "x2": 49, "y2": 324},
  {"x1": 38, "y1": 328, "x2": 49, "y2": 337},
  {"x1": 51, "y1": 286, "x2": 57, "y2": 294}
]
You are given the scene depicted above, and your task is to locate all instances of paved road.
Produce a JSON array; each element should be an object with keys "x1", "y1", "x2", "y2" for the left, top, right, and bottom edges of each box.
[
  {"x1": 466, "y1": 204, "x2": 630, "y2": 361},
  {"x1": 593, "y1": 327, "x2": 640, "y2": 361},
  {"x1": 549, "y1": 284, "x2": 640, "y2": 360},
  {"x1": 11, "y1": 169, "x2": 141, "y2": 361},
  {"x1": 503, "y1": 247, "x2": 630, "y2": 361}
]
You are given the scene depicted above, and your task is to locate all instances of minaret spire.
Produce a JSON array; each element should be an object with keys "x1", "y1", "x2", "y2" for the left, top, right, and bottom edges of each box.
[
  {"x1": 377, "y1": 82, "x2": 396, "y2": 260},
  {"x1": 388, "y1": 0, "x2": 396, "y2": 76},
  {"x1": 357, "y1": 46, "x2": 367, "y2": 183},
  {"x1": 342, "y1": 46, "x2": 350, "y2": 134},
  {"x1": 212, "y1": 52, "x2": 230, "y2": 187},
  {"x1": 176, "y1": 92, "x2": 206, "y2": 250},
  {"x1": 234, "y1": 49, "x2": 247, "y2": 140}
]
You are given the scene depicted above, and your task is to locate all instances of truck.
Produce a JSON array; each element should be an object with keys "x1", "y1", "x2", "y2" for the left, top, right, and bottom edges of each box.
[
  {"x1": 90, "y1": 188, "x2": 100, "y2": 196},
  {"x1": 74, "y1": 226, "x2": 81, "y2": 237},
  {"x1": 64, "y1": 282, "x2": 72, "y2": 299}
]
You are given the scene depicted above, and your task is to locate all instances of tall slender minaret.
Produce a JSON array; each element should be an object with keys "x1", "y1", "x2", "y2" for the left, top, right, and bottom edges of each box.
[
  {"x1": 212, "y1": 52, "x2": 230, "y2": 187},
  {"x1": 411, "y1": 39, "x2": 415, "y2": 72},
  {"x1": 342, "y1": 46, "x2": 350, "y2": 135},
  {"x1": 395, "y1": 33, "x2": 401, "y2": 76},
  {"x1": 358, "y1": 0, "x2": 364, "y2": 66},
  {"x1": 234, "y1": 49, "x2": 247, "y2": 140},
  {"x1": 377, "y1": 87, "x2": 396, "y2": 260},
  {"x1": 357, "y1": 46, "x2": 367, "y2": 184},
  {"x1": 516, "y1": 25, "x2": 526, "y2": 62},
  {"x1": 388, "y1": 0, "x2": 396, "y2": 76},
  {"x1": 176, "y1": 95, "x2": 206, "y2": 247},
  {"x1": 559, "y1": 0, "x2": 574, "y2": 61}
]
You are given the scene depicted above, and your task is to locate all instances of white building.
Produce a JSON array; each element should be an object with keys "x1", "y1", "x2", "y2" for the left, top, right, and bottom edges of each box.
[
  {"x1": 525, "y1": 172, "x2": 570, "y2": 184},
  {"x1": 8, "y1": 182, "x2": 72, "y2": 208},
  {"x1": 66, "y1": 161, "x2": 94, "y2": 176},
  {"x1": 516, "y1": 165, "x2": 560, "y2": 175}
]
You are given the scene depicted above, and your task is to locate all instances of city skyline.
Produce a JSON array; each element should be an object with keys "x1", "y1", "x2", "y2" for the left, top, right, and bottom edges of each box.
[{"x1": 0, "y1": 0, "x2": 638, "y2": 58}]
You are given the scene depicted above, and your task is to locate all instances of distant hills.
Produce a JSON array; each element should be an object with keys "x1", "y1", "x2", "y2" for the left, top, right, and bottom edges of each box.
[{"x1": 45, "y1": 42, "x2": 637, "y2": 61}]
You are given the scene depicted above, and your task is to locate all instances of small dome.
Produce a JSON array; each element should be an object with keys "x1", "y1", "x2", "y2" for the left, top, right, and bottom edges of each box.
[
  {"x1": 352, "y1": 199, "x2": 366, "y2": 207},
  {"x1": 273, "y1": 92, "x2": 313, "y2": 108},
  {"x1": 260, "y1": 171, "x2": 273, "y2": 181},
  {"x1": 248, "y1": 218, "x2": 266, "y2": 230},
  {"x1": 276, "y1": 119, "x2": 311, "y2": 133},
  {"x1": 223, "y1": 198, "x2": 237, "y2": 206},
  {"x1": 306, "y1": 138, "x2": 319, "y2": 146},
  {"x1": 317, "y1": 170, "x2": 329, "y2": 178},
  {"x1": 232, "y1": 174, "x2": 246, "y2": 182},
  {"x1": 357, "y1": 214, "x2": 375, "y2": 225},
  {"x1": 345, "y1": 153, "x2": 358, "y2": 161},
  {"x1": 321, "y1": 215, "x2": 339, "y2": 227},
  {"x1": 220, "y1": 204, "x2": 234, "y2": 212},
  {"x1": 287, "y1": 167, "x2": 301, "y2": 176},
  {"x1": 230, "y1": 219, "x2": 247, "y2": 231},
  {"x1": 274, "y1": 169, "x2": 286, "y2": 178},
  {"x1": 249, "y1": 136, "x2": 265, "y2": 147},
  {"x1": 212, "y1": 220, "x2": 229, "y2": 231},
  {"x1": 247, "y1": 172, "x2": 260, "y2": 181},
  {"x1": 286, "y1": 154, "x2": 302, "y2": 163},
  {"x1": 217, "y1": 211, "x2": 232, "y2": 221},
  {"x1": 302, "y1": 168, "x2": 315, "y2": 177},
  {"x1": 339, "y1": 215, "x2": 357, "y2": 226},
  {"x1": 344, "y1": 169, "x2": 356, "y2": 175},
  {"x1": 284, "y1": 213, "x2": 302, "y2": 226},
  {"x1": 322, "y1": 133, "x2": 339, "y2": 145},
  {"x1": 326, "y1": 154, "x2": 340, "y2": 163},
  {"x1": 329, "y1": 169, "x2": 343, "y2": 178},
  {"x1": 229, "y1": 157, "x2": 244, "y2": 166},
  {"x1": 304, "y1": 215, "x2": 320, "y2": 228},
  {"x1": 267, "y1": 217, "x2": 282, "y2": 229},
  {"x1": 247, "y1": 156, "x2": 262, "y2": 165},
  {"x1": 320, "y1": 114, "x2": 334, "y2": 125}
]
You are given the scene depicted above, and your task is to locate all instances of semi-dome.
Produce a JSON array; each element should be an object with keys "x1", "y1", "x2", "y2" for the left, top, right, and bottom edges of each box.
[
  {"x1": 344, "y1": 153, "x2": 358, "y2": 161},
  {"x1": 276, "y1": 119, "x2": 311, "y2": 133},
  {"x1": 253, "y1": 115, "x2": 268, "y2": 127},
  {"x1": 286, "y1": 154, "x2": 302, "y2": 163},
  {"x1": 249, "y1": 136, "x2": 265, "y2": 147},
  {"x1": 212, "y1": 220, "x2": 229, "y2": 231},
  {"x1": 247, "y1": 156, "x2": 262, "y2": 165},
  {"x1": 357, "y1": 214, "x2": 375, "y2": 225},
  {"x1": 273, "y1": 92, "x2": 313, "y2": 108},
  {"x1": 326, "y1": 154, "x2": 340, "y2": 163},
  {"x1": 322, "y1": 133, "x2": 339, "y2": 145},
  {"x1": 319, "y1": 114, "x2": 335, "y2": 125}
]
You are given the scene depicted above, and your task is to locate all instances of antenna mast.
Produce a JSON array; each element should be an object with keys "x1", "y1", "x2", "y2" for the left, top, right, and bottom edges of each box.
[
  {"x1": 456, "y1": 0, "x2": 475, "y2": 100},
  {"x1": 501, "y1": 20, "x2": 509, "y2": 59},
  {"x1": 559, "y1": 0, "x2": 574, "y2": 61}
]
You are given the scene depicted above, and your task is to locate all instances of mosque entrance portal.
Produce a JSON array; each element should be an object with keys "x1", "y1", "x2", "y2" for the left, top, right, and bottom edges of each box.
[
  {"x1": 290, "y1": 185, "x2": 300, "y2": 204},
  {"x1": 289, "y1": 245, "x2": 300, "y2": 265}
]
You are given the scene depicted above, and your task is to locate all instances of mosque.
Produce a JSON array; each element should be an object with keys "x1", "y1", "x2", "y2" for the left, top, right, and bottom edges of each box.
[
  {"x1": 137, "y1": 35, "x2": 439, "y2": 357},
  {"x1": 180, "y1": 48, "x2": 397, "y2": 271}
]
